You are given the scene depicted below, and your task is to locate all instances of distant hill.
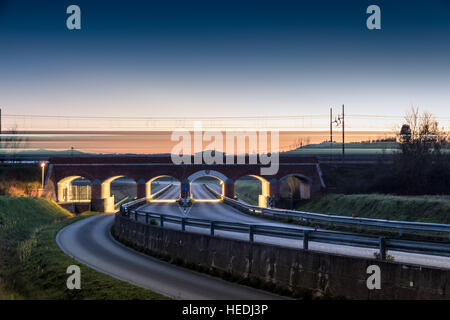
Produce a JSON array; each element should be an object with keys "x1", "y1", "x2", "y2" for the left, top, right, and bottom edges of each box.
[{"x1": 288, "y1": 140, "x2": 399, "y2": 150}]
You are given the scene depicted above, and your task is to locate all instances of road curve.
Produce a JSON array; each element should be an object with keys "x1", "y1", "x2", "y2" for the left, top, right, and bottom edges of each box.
[{"x1": 56, "y1": 213, "x2": 284, "y2": 300}]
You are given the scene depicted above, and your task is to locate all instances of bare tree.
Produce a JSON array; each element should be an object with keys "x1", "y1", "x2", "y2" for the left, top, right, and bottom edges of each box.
[
  {"x1": 398, "y1": 107, "x2": 448, "y2": 157},
  {"x1": 378, "y1": 107, "x2": 450, "y2": 194},
  {"x1": 291, "y1": 137, "x2": 311, "y2": 150}
]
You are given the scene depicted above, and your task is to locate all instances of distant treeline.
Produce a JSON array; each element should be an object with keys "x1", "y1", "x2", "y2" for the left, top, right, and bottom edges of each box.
[{"x1": 360, "y1": 137, "x2": 396, "y2": 143}]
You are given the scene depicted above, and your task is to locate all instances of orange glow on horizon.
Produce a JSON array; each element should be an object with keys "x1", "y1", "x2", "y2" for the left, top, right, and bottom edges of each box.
[{"x1": 1, "y1": 130, "x2": 401, "y2": 155}]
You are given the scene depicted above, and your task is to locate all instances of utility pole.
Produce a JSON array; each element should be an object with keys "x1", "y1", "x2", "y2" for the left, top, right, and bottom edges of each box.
[
  {"x1": 330, "y1": 107, "x2": 333, "y2": 144},
  {"x1": 41, "y1": 162, "x2": 45, "y2": 189},
  {"x1": 342, "y1": 104, "x2": 345, "y2": 163},
  {"x1": 330, "y1": 105, "x2": 345, "y2": 163},
  {"x1": 330, "y1": 107, "x2": 333, "y2": 161},
  {"x1": 0, "y1": 107, "x2": 2, "y2": 163}
]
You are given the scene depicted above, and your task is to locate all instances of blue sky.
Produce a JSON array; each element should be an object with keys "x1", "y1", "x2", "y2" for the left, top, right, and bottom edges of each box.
[{"x1": 1, "y1": 0, "x2": 450, "y2": 127}]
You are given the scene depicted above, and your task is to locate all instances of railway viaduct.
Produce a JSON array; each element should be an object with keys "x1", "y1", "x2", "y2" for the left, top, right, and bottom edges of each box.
[{"x1": 45, "y1": 155, "x2": 325, "y2": 212}]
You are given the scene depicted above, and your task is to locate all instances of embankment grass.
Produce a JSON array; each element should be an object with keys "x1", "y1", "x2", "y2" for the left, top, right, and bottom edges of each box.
[
  {"x1": 297, "y1": 193, "x2": 450, "y2": 224},
  {"x1": 0, "y1": 196, "x2": 167, "y2": 299},
  {"x1": 234, "y1": 176, "x2": 450, "y2": 224},
  {"x1": 234, "y1": 180, "x2": 449, "y2": 239}
]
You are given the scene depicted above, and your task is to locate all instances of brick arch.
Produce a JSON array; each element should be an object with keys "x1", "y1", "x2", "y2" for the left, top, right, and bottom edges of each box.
[
  {"x1": 136, "y1": 175, "x2": 181, "y2": 198},
  {"x1": 278, "y1": 173, "x2": 312, "y2": 200},
  {"x1": 103, "y1": 175, "x2": 131, "y2": 184},
  {"x1": 58, "y1": 175, "x2": 87, "y2": 184},
  {"x1": 234, "y1": 174, "x2": 273, "y2": 207},
  {"x1": 100, "y1": 175, "x2": 136, "y2": 199},
  {"x1": 148, "y1": 175, "x2": 180, "y2": 184},
  {"x1": 57, "y1": 175, "x2": 92, "y2": 203},
  {"x1": 278, "y1": 173, "x2": 312, "y2": 183},
  {"x1": 182, "y1": 170, "x2": 230, "y2": 198},
  {"x1": 187, "y1": 170, "x2": 229, "y2": 183}
]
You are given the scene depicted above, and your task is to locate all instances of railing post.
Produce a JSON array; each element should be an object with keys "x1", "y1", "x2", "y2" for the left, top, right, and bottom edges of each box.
[
  {"x1": 145, "y1": 212, "x2": 149, "y2": 224},
  {"x1": 160, "y1": 215, "x2": 164, "y2": 227},
  {"x1": 399, "y1": 228, "x2": 403, "y2": 237},
  {"x1": 303, "y1": 230, "x2": 310, "y2": 250},
  {"x1": 249, "y1": 225, "x2": 254, "y2": 242},
  {"x1": 134, "y1": 211, "x2": 138, "y2": 221},
  {"x1": 210, "y1": 221, "x2": 215, "y2": 236},
  {"x1": 379, "y1": 237, "x2": 386, "y2": 261},
  {"x1": 181, "y1": 218, "x2": 186, "y2": 231}
]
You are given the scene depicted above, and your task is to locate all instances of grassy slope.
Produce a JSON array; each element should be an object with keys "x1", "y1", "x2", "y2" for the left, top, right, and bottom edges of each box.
[
  {"x1": 297, "y1": 194, "x2": 450, "y2": 224},
  {"x1": 233, "y1": 177, "x2": 450, "y2": 224},
  {"x1": 0, "y1": 196, "x2": 167, "y2": 299}
]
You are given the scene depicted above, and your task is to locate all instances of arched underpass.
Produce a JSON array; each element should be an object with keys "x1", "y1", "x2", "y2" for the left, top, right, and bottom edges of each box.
[
  {"x1": 97, "y1": 176, "x2": 137, "y2": 212},
  {"x1": 146, "y1": 175, "x2": 180, "y2": 202},
  {"x1": 190, "y1": 176, "x2": 223, "y2": 202},
  {"x1": 279, "y1": 174, "x2": 312, "y2": 209},
  {"x1": 234, "y1": 174, "x2": 270, "y2": 207},
  {"x1": 185, "y1": 170, "x2": 228, "y2": 202},
  {"x1": 57, "y1": 176, "x2": 91, "y2": 203},
  {"x1": 110, "y1": 176, "x2": 136, "y2": 204}
]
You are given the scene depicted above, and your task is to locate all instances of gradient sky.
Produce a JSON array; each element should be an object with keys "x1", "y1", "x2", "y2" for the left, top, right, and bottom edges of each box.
[{"x1": 1, "y1": 0, "x2": 450, "y2": 130}]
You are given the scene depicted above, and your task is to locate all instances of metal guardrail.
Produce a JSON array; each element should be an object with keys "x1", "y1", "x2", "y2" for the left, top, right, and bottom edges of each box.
[
  {"x1": 120, "y1": 183, "x2": 173, "y2": 214},
  {"x1": 115, "y1": 196, "x2": 130, "y2": 208},
  {"x1": 204, "y1": 185, "x2": 450, "y2": 239},
  {"x1": 121, "y1": 209, "x2": 450, "y2": 261}
]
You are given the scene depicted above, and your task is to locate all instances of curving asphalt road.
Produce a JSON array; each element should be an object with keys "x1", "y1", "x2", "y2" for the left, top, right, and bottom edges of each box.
[{"x1": 56, "y1": 182, "x2": 283, "y2": 300}]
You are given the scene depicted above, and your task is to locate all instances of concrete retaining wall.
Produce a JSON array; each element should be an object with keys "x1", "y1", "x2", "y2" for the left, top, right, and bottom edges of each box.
[{"x1": 113, "y1": 214, "x2": 449, "y2": 299}]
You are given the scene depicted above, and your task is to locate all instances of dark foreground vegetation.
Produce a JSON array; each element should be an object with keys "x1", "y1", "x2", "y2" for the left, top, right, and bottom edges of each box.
[
  {"x1": 321, "y1": 159, "x2": 450, "y2": 196},
  {"x1": 0, "y1": 165, "x2": 41, "y2": 196},
  {"x1": 0, "y1": 196, "x2": 167, "y2": 299}
]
